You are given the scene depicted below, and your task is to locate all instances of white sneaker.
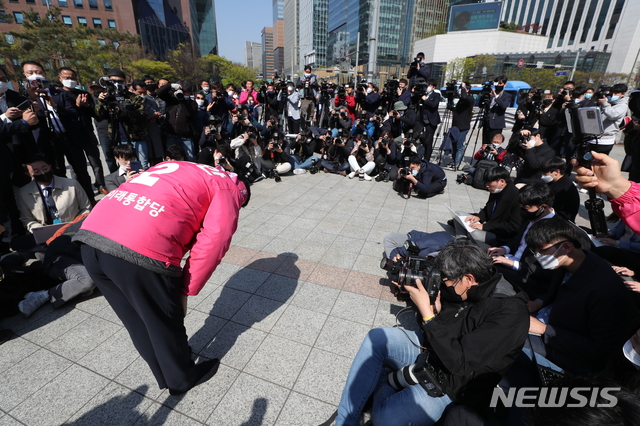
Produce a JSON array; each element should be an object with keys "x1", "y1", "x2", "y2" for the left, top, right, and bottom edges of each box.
[
  {"x1": 348, "y1": 171, "x2": 356, "y2": 179},
  {"x1": 363, "y1": 173, "x2": 372, "y2": 181},
  {"x1": 18, "y1": 290, "x2": 49, "y2": 317}
]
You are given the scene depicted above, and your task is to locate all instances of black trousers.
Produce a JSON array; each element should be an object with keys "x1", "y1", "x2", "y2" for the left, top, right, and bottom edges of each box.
[
  {"x1": 81, "y1": 244, "x2": 198, "y2": 392},
  {"x1": 482, "y1": 123, "x2": 502, "y2": 147}
]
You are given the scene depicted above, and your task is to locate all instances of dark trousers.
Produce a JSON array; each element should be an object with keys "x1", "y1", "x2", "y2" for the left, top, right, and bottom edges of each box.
[
  {"x1": 81, "y1": 244, "x2": 198, "y2": 392},
  {"x1": 482, "y1": 123, "x2": 502, "y2": 147},
  {"x1": 421, "y1": 124, "x2": 437, "y2": 161},
  {"x1": 417, "y1": 178, "x2": 447, "y2": 198},
  {"x1": 78, "y1": 132, "x2": 106, "y2": 189},
  {"x1": 45, "y1": 133, "x2": 95, "y2": 201}
]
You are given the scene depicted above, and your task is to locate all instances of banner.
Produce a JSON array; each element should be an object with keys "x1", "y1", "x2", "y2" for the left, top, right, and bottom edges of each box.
[{"x1": 448, "y1": 2, "x2": 503, "y2": 32}]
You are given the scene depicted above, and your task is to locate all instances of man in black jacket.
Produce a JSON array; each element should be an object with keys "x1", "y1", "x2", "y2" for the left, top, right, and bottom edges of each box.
[
  {"x1": 157, "y1": 80, "x2": 198, "y2": 161},
  {"x1": 397, "y1": 156, "x2": 446, "y2": 198},
  {"x1": 540, "y1": 157, "x2": 580, "y2": 222},
  {"x1": 482, "y1": 76, "x2": 512, "y2": 146},
  {"x1": 448, "y1": 82, "x2": 474, "y2": 169},
  {"x1": 331, "y1": 240, "x2": 529, "y2": 425},
  {"x1": 515, "y1": 129, "x2": 556, "y2": 184},
  {"x1": 525, "y1": 217, "x2": 639, "y2": 374},
  {"x1": 463, "y1": 166, "x2": 522, "y2": 246},
  {"x1": 416, "y1": 79, "x2": 441, "y2": 161}
]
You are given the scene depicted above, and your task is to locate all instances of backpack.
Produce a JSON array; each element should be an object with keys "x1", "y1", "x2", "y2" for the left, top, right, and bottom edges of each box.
[{"x1": 471, "y1": 159, "x2": 498, "y2": 190}]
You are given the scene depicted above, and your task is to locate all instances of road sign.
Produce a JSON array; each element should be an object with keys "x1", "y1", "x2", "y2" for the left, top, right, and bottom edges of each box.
[
  {"x1": 555, "y1": 71, "x2": 569, "y2": 77},
  {"x1": 517, "y1": 59, "x2": 525, "y2": 68}
]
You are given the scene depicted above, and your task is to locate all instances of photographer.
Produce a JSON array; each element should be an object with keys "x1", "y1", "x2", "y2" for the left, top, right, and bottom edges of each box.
[
  {"x1": 514, "y1": 129, "x2": 555, "y2": 184},
  {"x1": 197, "y1": 142, "x2": 235, "y2": 172},
  {"x1": 331, "y1": 239, "x2": 528, "y2": 426},
  {"x1": 259, "y1": 133, "x2": 292, "y2": 178},
  {"x1": 281, "y1": 82, "x2": 301, "y2": 134},
  {"x1": 373, "y1": 133, "x2": 400, "y2": 182},
  {"x1": 347, "y1": 137, "x2": 375, "y2": 181},
  {"x1": 361, "y1": 83, "x2": 381, "y2": 118},
  {"x1": 257, "y1": 83, "x2": 281, "y2": 121},
  {"x1": 297, "y1": 66, "x2": 319, "y2": 127},
  {"x1": 199, "y1": 115, "x2": 227, "y2": 150},
  {"x1": 288, "y1": 131, "x2": 321, "y2": 171},
  {"x1": 157, "y1": 80, "x2": 198, "y2": 161},
  {"x1": 412, "y1": 79, "x2": 441, "y2": 161},
  {"x1": 482, "y1": 76, "x2": 512, "y2": 147},
  {"x1": 593, "y1": 83, "x2": 629, "y2": 155},
  {"x1": 406, "y1": 52, "x2": 431, "y2": 88},
  {"x1": 329, "y1": 106, "x2": 353, "y2": 137},
  {"x1": 238, "y1": 80, "x2": 260, "y2": 119},
  {"x1": 383, "y1": 101, "x2": 408, "y2": 138},
  {"x1": 334, "y1": 84, "x2": 357, "y2": 122},
  {"x1": 448, "y1": 82, "x2": 474, "y2": 170},
  {"x1": 350, "y1": 113, "x2": 375, "y2": 139},
  {"x1": 230, "y1": 129, "x2": 262, "y2": 173},
  {"x1": 397, "y1": 156, "x2": 447, "y2": 198},
  {"x1": 205, "y1": 82, "x2": 235, "y2": 130},
  {"x1": 227, "y1": 105, "x2": 265, "y2": 139},
  {"x1": 143, "y1": 77, "x2": 166, "y2": 166},
  {"x1": 320, "y1": 136, "x2": 350, "y2": 175},
  {"x1": 397, "y1": 78, "x2": 411, "y2": 106}
]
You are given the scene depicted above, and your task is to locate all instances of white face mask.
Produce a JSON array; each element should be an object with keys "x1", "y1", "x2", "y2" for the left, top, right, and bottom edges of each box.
[
  {"x1": 227, "y1": 90, "x2": 234, "y2": 97},
  {"x1": 287, "y1": 86, "x2": 294, "y2": 92},
  {"x1": 233, "y1": 94, "x2": 239, "y2": 99},
  {"x1": 623, "y1": 339, "x2": 640, "y2": 368},
  {"x1": 426, "y1": 87, "x2": 433, "y2": 93},
  {"x1": 304, "y1": 72, "x2": 311, "y2": 77},
  {"x1": 493, "y1": 187, "x2": 503, "y2": 194},
  {"x1": 411, "y1": 169, "x2": 418, "y2": 177},
  {"x1": 62, "y1": 79, "x2": 78, "y2": 89},
  {"x1": 527, "y1": 139, "x2": 536, "y2": 148},
  {"x1": 0, "y1": 81, "x2": 9, "y2": 94},
  {"x1": 541, "y1": 174, "x2": 553, "y2": 183},
  {"x1": 534, "y1": 244, "x2": 566, "y2": 270},
  {"x1": 366, "y1": 88, "x2": 372, "y2": 94},
  {"x1": 196, "y1": 99, "x2": 205, "y2": 107}
]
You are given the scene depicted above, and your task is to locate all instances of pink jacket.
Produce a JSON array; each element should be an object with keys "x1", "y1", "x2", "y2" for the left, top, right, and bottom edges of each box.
[
  {"x1": 80, "y1": 162, "x2": 248, "y2": 295},
  {"x1": 611, "y1": 181, "x2": 640, "y2": 235},
  {"x1": 239, "y1": 89, "x2": 259, "y2": 106}
]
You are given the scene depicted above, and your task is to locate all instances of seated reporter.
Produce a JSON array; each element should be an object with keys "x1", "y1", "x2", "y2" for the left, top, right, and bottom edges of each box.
[
  {"x1": 461, "y1": 166, "x2": 521, "y2": 246},
  {"x1": 197, "y1": 143, "x2": 235, "y2": 172},
  {"x1": 373, "y1": 134, "x2": 400, "y2": 182},
  {"x1": 514, "y1": 129, "x2": 555, "y2": 184},
  {"x1": 332, "y1": 240, "x2": 529, "y2": 426},
  {"x1": 525, "y1": 217, "x2": 639, "y2": 374},
  {"x1": 259, "y1": 135, "x2": 292, "y2": 176},
  {"x1": 540, "y1": 157, "x2": 580, "y2": 222},
  {"x1": 230, "y1": 131, "x2": 263, "y2": 172},
  {"x1": 104, "y1": 144, "x2": 140, "y2": 192},
  {"x1": 397, "y1": 156, "x2": 447, "y2": 198},
  {"x1": 347, "y1": 137, "x2": 375, "y2": 181},
  {"x1": 288, "y1": 131, "x2": 321, "y2": 171},
  {"x1": 320, "y1": 135, "x2": 351, "y2": 175}
]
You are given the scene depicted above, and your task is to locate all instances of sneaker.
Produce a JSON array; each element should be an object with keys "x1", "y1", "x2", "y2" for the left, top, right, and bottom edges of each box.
[
  {"x1": 293, "y1": 168, "x2": 307, "y2": 175},
  {"x1": 363, "y1": 173, "x2": 372, "y2": 181},
  {"x1": 348, "y1": 171, "x2": 356, "y2": 179},
  {"x1": 446, "y1": 162, "x2": 456, "y2": 171},
  {"x1": 18, "y1": 290, "x2": 49, "y2": 317},
  {"x1": 339, "y1": 171, "x2": 347, "y2": 176}
]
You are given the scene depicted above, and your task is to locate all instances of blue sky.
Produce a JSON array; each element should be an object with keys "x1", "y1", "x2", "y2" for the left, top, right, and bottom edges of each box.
[{"x1": 216, "y1": 0, "x2": 273, "y2": 64}]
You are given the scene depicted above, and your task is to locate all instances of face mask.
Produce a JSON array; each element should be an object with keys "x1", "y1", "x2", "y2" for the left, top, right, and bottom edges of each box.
[
  {"x1": 233, "y1": 94, "x2": 239, "y2": 99},
  {"x1": 411, "y1": 169, "x2": 418, "y2": 177},
  {"x1": 493, "y1": 187, "x2": 503, "y2": 194},
  {"x1": 266, "y1": 90, "x2": 274, "y2": 95},
  {"x1": 440, "y1": 281, "x2": 463, "y2": 303},
  {"x1": 609, "y1": 96, "x2": 619, "y2": 102},
  {"x1": 61, "y1": 80, "x2": 78, "y2": 89},
  {"x1": 196, "y1": 99, "x2": 205, "y2": 107},
  {"x1": 520, "y1": 207, "x2": 544, "y2": 221},
  {"x1": 227, "y1": 90, "x2": 234, "y2": 96},
  {"x1": 584, "y1": 93, "x2": 593, "y2": 99},
  {"x1": 0, "y1": 81, "x2": 8, "y2": 94},
  {"x1": 534, "y1": 244, "x2": 566, "y2": 270},
  {"x1": 426, "y1": 87, "x2": 433, "y2": 93},
  {"x1": 495, "y1": 86, "x2": 504, "y2": 93},
  {"x1": 147, "y1": 83, "x2": 157, "y2": 92},
  {"x1": 542, "y1": 99, "x2": 553, "y2": 106},
  {"x1": 366, "y1": 88, "x2": 372, "y2": 94},
  {"x1": 34, "y1": 170, "x2": 54, "y2": 183},
  {"x1": 202, "y1": 87, "x2": 210, "y2": 93},
  {"x1": 541, "y1": 174, "x2": 553, "y2": 183},
  {"x1": 287, "y1": 86, "x2": 294, "y2": 92},
  {"x1": 623, "y1": 339, "x2": 640, "y2": 368},
  {"x1": 526, "y1": 139, "x2": 536, "y2": 148}
]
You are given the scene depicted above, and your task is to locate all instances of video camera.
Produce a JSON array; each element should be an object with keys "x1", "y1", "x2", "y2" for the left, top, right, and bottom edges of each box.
[
  {"x1": 444, "y1": 80, "x2": 458, "y2": 106},
  {"x1": 98, "y1": 76, "x2": 126, "y2": 103},
  {"x1": 380, "y1": 240, "x2": 441, "y2": 303},
  {"x1": 593, "y1": 85, "x2": 611, "y2": 101}
]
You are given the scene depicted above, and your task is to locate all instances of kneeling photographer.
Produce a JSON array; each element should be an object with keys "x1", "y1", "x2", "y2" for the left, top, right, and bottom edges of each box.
[
  {"x1": 287, "y1": 130, "x2": 321, "y2": 172},
  {"x1": 331, "y1": 240, "x2": 529, "y2": 426},
  {"x1": 320, "y1": 135, "x2": 351, "y2": 175},
  {"x1": 259, "y1": 133, "x2": 291, "y2": 181},
  {"x1": 347, "y1": 136, "x2": 375, "y2": 181},
  {"x1": 230, "y1": 130, "x2": 263, "y2": 182},
  {"x1": 373, "y1": 134, "x2": 400, "y2": 182},
  {"x1": 396, "y1": 156, "x2": 447, "y2": 198}
]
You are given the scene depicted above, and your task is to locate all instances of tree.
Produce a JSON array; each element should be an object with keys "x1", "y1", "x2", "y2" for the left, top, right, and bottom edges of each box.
[
  {"x1": 167, "y1": 43, "x2": 199, "y2": 83},
  {"x1": 196, "y1": 54, "x2": 258, "y2": 87},
  {"x1": 444, "y1": 57, "x2": 476, "y2": 82},
  {"x1": 129, "y1": 59, "x2": 178, "y2": 81}
]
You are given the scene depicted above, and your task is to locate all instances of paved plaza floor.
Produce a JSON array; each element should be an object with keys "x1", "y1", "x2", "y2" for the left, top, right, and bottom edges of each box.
[{"x1": 0, "y1": 143, "x2": 625, "y2": 426}]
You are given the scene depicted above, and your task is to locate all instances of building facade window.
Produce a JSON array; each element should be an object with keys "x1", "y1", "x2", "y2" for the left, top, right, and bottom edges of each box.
[
  {"x1": 107, "y1": 19, "x2": 115, "y2": 28},
  {"x1": 103, "y1": 0, "x2": 111, "y2": 11},
  {"x1": 58, "y1": 0, "x2": 68, "y2": 6},
  {"x1": 27, "y1": 0, "x2": 36, "y2": 4},
  {"x1": 592, "y1": 0, "x2": 612, "y2": 42},
  {"x1": 13, "y1": 12, "x2": 23, "y2": 23},
  {"x1": 97, "y1": 38, "x2": 106, "y2": 46},
  {"x1": 77, "y1": 16, "x2": 86, "y2": 26},
  {"x1": 92, "y1": 17, "x2": 101, "y2": 28},
  {"x1": 74, "y1": 0, "x2": 83, "y2": 8},
  {"x1": 62, "y1": 15, "x2": 72, "y2": 27},
  {"x1": 5, "y1": 34, "x2": 15, "y2": 44},
  {"x1": 89, "y1": 0, "x2": 97, "y2": 9}
]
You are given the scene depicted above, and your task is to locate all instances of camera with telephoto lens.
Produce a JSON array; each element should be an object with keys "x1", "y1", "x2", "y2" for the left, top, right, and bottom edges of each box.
[
  {"x1": 388, "y1": 351, "x2": 447, "y2": 397},
  {"x1": 173, "y1": 89, "x2": 185, "y2": 101},
  {"x1": 444, "y1": 80, "x2": 458, "y2": 102},
  {"x1": 399, "y1": 167, "x2": 411, "y2": 178},
  {"x1": 375, "y1": 169, "x2": 389, "y2": 182},
  {"x1": 337, "y1": 86, "x2": 346, "y2": 98},
  {"x1": 593, "y1": 85, "x2": 611, "y2": 101},
  {"x1": 98, "y1": 77, "x2": 126, "y2": 103},
  {"x1": 481, "y1": 81, "x2": 493, "y2": 95},
  {"x1": 214, "y1": 90, "x2": 225, "y2": 100},
  {"x1": 308, "y1": 158, "x2": 319, "y2": 174},
  {"x1": 484, "y1": 143, "x2": 496, "y2": 154}
]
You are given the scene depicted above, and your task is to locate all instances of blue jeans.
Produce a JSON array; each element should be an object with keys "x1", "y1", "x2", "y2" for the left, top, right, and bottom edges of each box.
[
  {"x1": 166, "y1": 135, "x2": 195, "y2": 162},
  {"x1": 336, "y1": 327, "x2": 452, "y2": 426},
  {"x1": 289, "y1": 154, "x2": 321, "y2": 169},
  {"x1": 131, "y1": 141, "x2": 149, "y2": 169},
  {"x1": 453, "y1": 130, "x2": 469, "y2": 166}
]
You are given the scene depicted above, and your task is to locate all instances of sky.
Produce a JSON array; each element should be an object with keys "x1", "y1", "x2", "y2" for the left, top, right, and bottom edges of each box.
[{"x1": 215, "y1": 0, "x2": 273, "y2": 65}]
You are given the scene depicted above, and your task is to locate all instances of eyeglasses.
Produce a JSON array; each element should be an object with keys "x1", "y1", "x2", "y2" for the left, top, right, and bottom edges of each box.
[{"x1": 533, "y1": 241, "x2": 568, "y2": 257}]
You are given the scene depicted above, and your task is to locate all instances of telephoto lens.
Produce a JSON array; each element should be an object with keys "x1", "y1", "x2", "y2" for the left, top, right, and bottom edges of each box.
[{"x1": 388, "y1": 364, "x2": 420, "y2": 391}]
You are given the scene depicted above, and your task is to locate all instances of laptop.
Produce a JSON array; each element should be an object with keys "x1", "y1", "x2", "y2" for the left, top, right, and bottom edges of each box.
[
  {"x1": 32, "y1": 222, "x2": 69, "y2": 244},
  {"x1": 445, "y1": 204, "x2": 478, "y2": 244}
]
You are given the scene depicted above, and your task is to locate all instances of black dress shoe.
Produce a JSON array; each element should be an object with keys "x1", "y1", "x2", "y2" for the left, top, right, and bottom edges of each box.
[{"x1": 169, "y1": 358, "x2": 220, "y2": 396}]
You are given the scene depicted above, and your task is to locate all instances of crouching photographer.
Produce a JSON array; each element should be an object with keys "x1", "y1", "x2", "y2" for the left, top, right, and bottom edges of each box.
[
  {"x1": 259, "y1": 134, "x2": 291, "y2": 181},
  {"x1": 330, "y1": 240, "x2": 529, "y2": 426},
  {"x1": 287, "y1": 131, "x2": 321, "y2": 173},
  {"x1": 320, "y1": 136, "x2": 350, "y2": 175},
  {"x1": 374, "y1": 134, "x2": 400, "y2": 182},
  {"x1": 395, "y1": 156, "x2": 447, "y2": 198},
  {"x1": 230, "y1": 131, "x2": 263, "y2": 183}
]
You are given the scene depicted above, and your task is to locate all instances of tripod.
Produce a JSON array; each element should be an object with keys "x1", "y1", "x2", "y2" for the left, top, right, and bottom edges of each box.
[
  {"x1": 457, "y1": 97, "x2": 489, "y2": 171},
  {"x1": 435, "y1": 103, "x2": 454, "y2": 166}
]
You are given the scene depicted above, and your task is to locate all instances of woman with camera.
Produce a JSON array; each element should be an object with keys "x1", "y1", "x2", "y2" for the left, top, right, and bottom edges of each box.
[{"x1": 348, "y1": 136, "x2": 375, "y2": 181}]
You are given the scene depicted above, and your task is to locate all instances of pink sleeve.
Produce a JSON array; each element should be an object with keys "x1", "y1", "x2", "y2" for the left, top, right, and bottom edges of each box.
[
  {"x1": 181, "y1": 188, "x2": 242, "y2": 295},
  {"x1": 238, "y1": 91, "x2": 249, "y2": 105},
  {"x1": 611, "y1": 181, "x2": 640, "y2": 234}
]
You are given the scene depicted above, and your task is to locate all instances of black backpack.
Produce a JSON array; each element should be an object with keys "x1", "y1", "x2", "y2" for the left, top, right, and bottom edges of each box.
[{"x1": 471, "y1": 159, "x2": 498, "y2": 190}]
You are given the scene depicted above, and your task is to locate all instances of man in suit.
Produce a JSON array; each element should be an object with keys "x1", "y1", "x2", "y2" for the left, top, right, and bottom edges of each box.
[
  {"x1": 462, "y1": 166, "x2": 522, "y2": 246},
  {"x1": 482, "y1": 75, "x2": 512, "y2": 146},
  {"x1": 487, "y1": 183, "x2": 561, "y2": 303},
  {"x1": 540, "y1": 157, "x2": 580, "y2": 222},
  {"x1": 104, "y1": 144, "x2": 138, "y2": 192},
  {"x1": 12, "y1": 155, "x2": 91, "y2": 250},
  {"x1": 418, "y1": 79, "x2": 441, "y2": 161}
]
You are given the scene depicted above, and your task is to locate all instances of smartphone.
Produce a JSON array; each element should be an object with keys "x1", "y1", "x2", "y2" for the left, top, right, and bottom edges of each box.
[
  {"x1": 129, "y1": 161, "x2": 143, "y2": 172},
  {"x1": 16, "y1": 99, "x2": 31, "y2": 111}
]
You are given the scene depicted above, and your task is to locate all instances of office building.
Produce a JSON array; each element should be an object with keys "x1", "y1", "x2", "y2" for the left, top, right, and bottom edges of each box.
[
  {"x1": 298, "y1": 0, "x2": 328, "y2": 70},
  {"x1": 283, "y1": 0, "x2": 299, "y2": 77},
  {"x1": 262, "y1": 26, "x2": 275, "y2": 80},
  {"x1": 188, "y1": 0, "x2": 219, "y2": 57},
  {"x1": 245, "y1": 41, "x2": 263, "y2": 71}
]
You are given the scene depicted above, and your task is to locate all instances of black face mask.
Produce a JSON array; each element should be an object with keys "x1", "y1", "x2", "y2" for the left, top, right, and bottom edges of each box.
[
  {"x1": 440, "y1": 282, "x2": 464, "y2": 303},
  {"x1": 495, "y1": 85, "x2": 504, "y2": 93},
  {"x1": 146, "y1": 84, "x2": 157, "y2": 92},
  {"x1": 542, "y1": 99, "x2": 553, "y2": 106},
  {"x1": 520, "y1": 206, "x2": 544, "y2": 221},
  {"x1": 34, "y1": 170, "x2": 54, "y2": 183}
]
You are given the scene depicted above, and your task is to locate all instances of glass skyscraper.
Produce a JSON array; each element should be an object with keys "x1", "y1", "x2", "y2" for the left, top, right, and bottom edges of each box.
[{"x1": 189, "y1": 0, "x2": 219, "y2": 56}]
